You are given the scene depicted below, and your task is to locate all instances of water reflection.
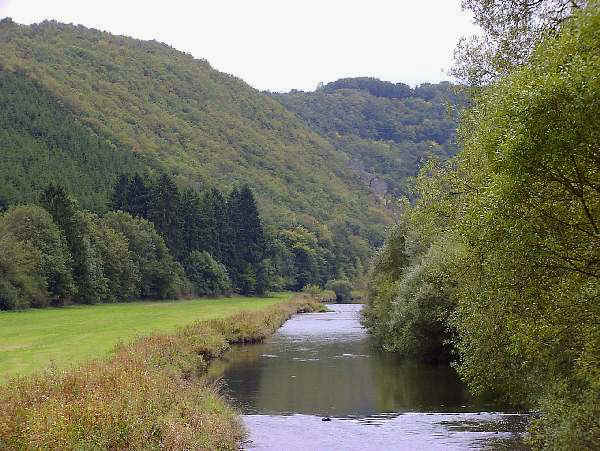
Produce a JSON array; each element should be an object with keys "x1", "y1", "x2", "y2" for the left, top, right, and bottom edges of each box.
[{"x1": 209, "y1": 304, "x2": 529, "y2": 450}]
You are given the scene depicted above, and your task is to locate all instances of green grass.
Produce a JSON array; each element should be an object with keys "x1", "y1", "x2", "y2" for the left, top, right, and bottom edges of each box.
[{"x1": 0, "y1": 293, "x2": 291, "y2": 381}]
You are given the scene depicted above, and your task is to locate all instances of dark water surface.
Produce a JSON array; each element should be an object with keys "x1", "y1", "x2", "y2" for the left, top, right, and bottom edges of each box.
[{"x1": 209, "y1": 304, "x2": 528, "y2": 450}]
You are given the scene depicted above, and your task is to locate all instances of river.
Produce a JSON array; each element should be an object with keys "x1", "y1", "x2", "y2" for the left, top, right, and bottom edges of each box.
[{"x1": 209, "y1": 304, "x2": 529, "y2": 450}]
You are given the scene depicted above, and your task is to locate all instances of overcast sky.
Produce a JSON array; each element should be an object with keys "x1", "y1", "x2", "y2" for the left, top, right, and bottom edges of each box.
[{"x1": 0, "y1": 0, "x2": 478, "y2": 92}]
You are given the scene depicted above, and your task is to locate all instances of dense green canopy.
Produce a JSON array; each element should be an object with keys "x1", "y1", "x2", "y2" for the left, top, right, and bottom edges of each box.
[
  {"x1": 272, "y1": 79, "x2": 465, "y2": 197},
  {"x1": 363, "y1": 3, "x2": 600, "y2": 447}
]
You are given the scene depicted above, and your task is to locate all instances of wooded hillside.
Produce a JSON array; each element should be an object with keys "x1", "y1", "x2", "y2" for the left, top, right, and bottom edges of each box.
[{"x1": 272, "y1": 78, "x2": 464, "y2": 196}]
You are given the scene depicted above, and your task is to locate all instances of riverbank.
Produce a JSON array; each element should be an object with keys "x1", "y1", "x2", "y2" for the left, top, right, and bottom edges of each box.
[
  {"x1": 0, "y1": 294, "x2": 290, "y2": 381},
  {"x1": 213, "y1": 304, "x2": 529, "y2": 450},
  {"x1": 0, "y1": 294, "x2": 326, "y2": 449}
]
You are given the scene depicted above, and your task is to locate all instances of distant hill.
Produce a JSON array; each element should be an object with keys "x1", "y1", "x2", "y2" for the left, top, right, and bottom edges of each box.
[
  {"x1": 0, "y1": 19, "x2": 387, "y2": 246},
  {"x1": 0, "y1": 20, "x2": 465, "y2": 284},
  {"x1": 271, "y1": 77, "x2": 465, "y2": 196}
]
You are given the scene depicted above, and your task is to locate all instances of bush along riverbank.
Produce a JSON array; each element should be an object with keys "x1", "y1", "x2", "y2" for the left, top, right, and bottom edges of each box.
[{"x1": 0, "y1": 294, "x2": 326, "y2": 450}]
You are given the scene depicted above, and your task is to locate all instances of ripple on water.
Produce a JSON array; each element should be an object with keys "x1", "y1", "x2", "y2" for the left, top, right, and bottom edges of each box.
[
  {"x1": 242, "y1": 413, "x2": 529, "y2": 450},
  {"x1": 214, "y1": 304, "x2": 529, "y2": 450}
]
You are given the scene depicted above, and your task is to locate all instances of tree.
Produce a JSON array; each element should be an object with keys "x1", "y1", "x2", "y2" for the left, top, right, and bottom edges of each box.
[
  {"x1": 325, "y1": 279, "x2": 353, "y2": 303},
  {"x1": 40, "y1": 185, "x2": 107, "y2": 304},
  {"x1": 147, "y1": 173, "x2": 181, "y2": 257},
  {"x1": 82, "y1": 212, "x2": 139, "y2": 302},
  {"x1": 199, "y1": 187, "x2": 229, "y2": 263},
  {"x1": 0, "y1": 205, "x2": 75, "y2": 305},
  {"x1": 102, "y1": 211, "x2": 181, "y2": 299},
  {"x1": 110, "y1": 174, "x2": 130, "y2": 212},
  {"x1": 183, "y1": 250, "x2": 231, "y2": 296},
  {"x1": 453, "y1": 0, "x2": 587, "y2": 86},
  {"x1": 227, "y1": 185, "x2": 267, "y2": 294},
  {"x1": 0, "y1": 232, "x2": 45, "y2": 310},
  {"x1": 127, "y1": 174, "x2": 151, "y2": 218},
  {"x1": 179, "y1": 187, "x2": 204, "y2": 260},
  {"x1": 452, "y1": 6, "x2": 600, "y2": 444}
]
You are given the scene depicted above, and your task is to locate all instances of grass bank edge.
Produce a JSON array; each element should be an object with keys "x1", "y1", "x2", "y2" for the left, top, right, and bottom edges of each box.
[
  {"x1": 0, "y1": 293, "x2": 327, "y2": 450},
  {"x1": 0, "y1": 293, "x2": 290, "y2": 381}
]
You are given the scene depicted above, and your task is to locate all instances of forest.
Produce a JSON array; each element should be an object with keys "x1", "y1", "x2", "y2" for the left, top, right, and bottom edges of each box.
[
  {"x1": 0, "y1": 17, "x2": 390, "y2": 289},
  {"x1": 272, "y1": 79, "x2": 465, "y2": 197},
  {"x1": 0, "y1": 172, "x2": 360, "y2": 310},
  {"x1": 0, "y1": 18, "x2": 469, "y2": 305},
  {"x1": 363, "y1": 1, "x2": 599, "y2": 448}
]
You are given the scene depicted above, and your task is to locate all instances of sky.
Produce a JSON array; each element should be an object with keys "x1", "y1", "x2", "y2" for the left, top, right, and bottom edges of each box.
[{"x1": 0, "y1": 0, "x2": 478, "y2": 93}]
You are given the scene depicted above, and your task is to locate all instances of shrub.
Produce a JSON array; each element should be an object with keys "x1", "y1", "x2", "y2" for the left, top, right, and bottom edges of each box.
[
  {"x1": 183, "y1": 250, "x2": 231, "y2": 296},
  {"x1": 325, "y1": 279, "x2": 353, "y2": 302}
]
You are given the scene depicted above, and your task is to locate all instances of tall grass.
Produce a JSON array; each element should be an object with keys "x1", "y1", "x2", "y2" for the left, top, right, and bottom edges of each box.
[{"x1": 0, "y1": 294, "x2": 326, "y2": 450}]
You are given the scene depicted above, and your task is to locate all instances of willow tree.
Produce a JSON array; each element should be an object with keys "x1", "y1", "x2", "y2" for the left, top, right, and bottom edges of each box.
[
  {"x1": 453, "y1": 0, "x2": 587, "y2": 85},
  {"x1": 453, "y1": 4, "x2": 600, "y2": 446}
]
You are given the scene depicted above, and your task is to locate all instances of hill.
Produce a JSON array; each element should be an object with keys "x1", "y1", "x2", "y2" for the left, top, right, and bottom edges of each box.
[
  {"x1": 271, "y1": 78, "x2": 465, "y2": 196},
  {"x1": 0, "y1": 18, "x2": 387, "y2": 247}
]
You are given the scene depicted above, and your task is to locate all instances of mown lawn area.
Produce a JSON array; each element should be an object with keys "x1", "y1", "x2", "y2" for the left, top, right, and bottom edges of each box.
[{"x1": 0, "y1": 293, "x2": 291, "y2": 381}]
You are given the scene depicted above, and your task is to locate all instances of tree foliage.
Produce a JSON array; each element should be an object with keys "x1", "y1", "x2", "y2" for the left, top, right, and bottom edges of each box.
[
  {"x1": 0, "y1": 233, "x2": 45, "y2": 310},
  {"x1": 0, "y1": 19, "x2": 388, "y2": 257},
  {"x1": 0, "y1": 205, "x2": 75, "y2": 305},
  {"x1": 183, "y1": 250, "x2": 231, "y2": 296},
  {"x1": 365, "y1": 3, "x2": 600, "y2": 445},
  {"x1": 102, "y1": 211, "x2": 182, "y2": 300},
  {"x1": 453, "y1": 0, "x2": 587, "y2": 85},
  {"x1": 40, "y1": 185, "x2": 109, "y2": 304},
  {"x1": 325, "y1": 279, "x2": 354, "y2": 303},
  {"x1": 273, "y1": 79, "x2": 466, "y2": 197}
]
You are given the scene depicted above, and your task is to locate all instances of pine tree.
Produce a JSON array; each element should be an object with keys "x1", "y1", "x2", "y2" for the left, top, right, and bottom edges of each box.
[
  {"x1": 227, "y1": 185, "x2": 268, "y2": 294},
  {"x1": 201, "y1": 187, "x2": 229, "y2": 263},
  {"x1": 179, "y1": 187, "x2": 204, "y2": 260},
  {"x1": 128, "y1": 174, "x2": 150, "y2": 218},
  {"x1": 147, "y1": 173, "x2": 181, "y2": 259},
  {"x1": 110, "y1": 174, "x2": 130, "y2": 211},
  {"x1": 40, "y1": 185, "x2": 107, "y2": 304}
]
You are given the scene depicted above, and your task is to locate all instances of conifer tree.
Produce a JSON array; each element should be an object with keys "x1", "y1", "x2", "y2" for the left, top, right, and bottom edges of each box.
[
  {"x1": 110, "y1": 174, "x2": 130, "y2": 212},
  {"x1": 202, "y1": 187, "x2": 229, "y2": 264},
  {"x1": 40, "y1": 185, "x2": 107, "y2": 304},
  {"x1": 227, "y1": 185, "x2": 268, "y2": 294},
  {"x1": 128, "y1": 174, "x2": 151, "y2": 218},
  {"x1": 147, "y1": 173, "x2": 181, "y2": 259},
  {"x1": 179, "y1": 187, "x2": 204, "y2": 260}
]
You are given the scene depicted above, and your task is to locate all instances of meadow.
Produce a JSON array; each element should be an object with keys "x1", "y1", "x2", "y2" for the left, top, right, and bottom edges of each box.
[
  {"x1": 0, "y1": 293, "x2": 325, "y2": 449},
  {"x1": 0, "y1": 293, "x2": 290, "y2": 381}
]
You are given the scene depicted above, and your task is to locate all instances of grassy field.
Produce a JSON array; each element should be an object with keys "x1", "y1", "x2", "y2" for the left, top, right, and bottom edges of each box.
[{"x1": 0, "y1": 293, "x2": 291, "y2": 381}]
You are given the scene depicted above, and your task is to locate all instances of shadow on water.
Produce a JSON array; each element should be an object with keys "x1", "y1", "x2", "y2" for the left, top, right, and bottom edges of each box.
[{"x1": 209, "y1": 304, "x2": 530, "y2": 450}]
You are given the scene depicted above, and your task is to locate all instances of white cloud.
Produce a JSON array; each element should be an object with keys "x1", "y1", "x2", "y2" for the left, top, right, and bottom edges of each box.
[{"x1": 0, "y1": 0, "x2": 478, "y2": 92}]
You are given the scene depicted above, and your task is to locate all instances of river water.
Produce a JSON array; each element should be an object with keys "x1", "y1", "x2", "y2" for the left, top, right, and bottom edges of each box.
[{"x1": 209, "y1": 304, "x2": 529, "y2": 450}]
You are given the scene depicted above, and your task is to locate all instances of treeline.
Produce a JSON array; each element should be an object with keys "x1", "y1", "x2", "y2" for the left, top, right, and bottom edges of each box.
[
  {"x1": 363, "y1": 4, "x2": 599, "y2": 448},
  {"x1": 0, "y1": 172, "x2": 363, "y2": 310},
  {"x1": 0, "y1": 185, "x2": 190, "y2": 310},
  {"x1": 111, "y1": 173, "x2": 267, "y2": 296},
  {"x1": 0, "y1": 178, "x2": 266, "y2": 309},
  {"x1": 111, "y1": 173, "x2": 367, "y2": 298}
]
